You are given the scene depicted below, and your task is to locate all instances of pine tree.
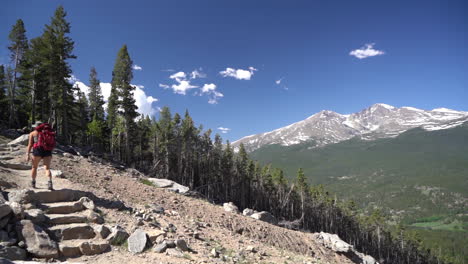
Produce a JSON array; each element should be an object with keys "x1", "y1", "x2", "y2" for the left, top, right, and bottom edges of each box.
[
  {"x1": 7, "y1": 19, "x2": 28, "y2": 128},
  {"x1": 0, "y1": 66, "x2": 8, "y2": 124},
  {"x1": 108, "y1": 44, "x2": 138, "y2": 163},
  {"x1": 42, "y1": 6, "x2": 76, "y2": 141},
  {"x1": 88, "y1": 67, "x2": 105, "y2": 121}
]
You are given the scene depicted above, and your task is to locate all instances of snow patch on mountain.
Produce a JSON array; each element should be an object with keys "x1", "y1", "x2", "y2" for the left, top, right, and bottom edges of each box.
[{"x1": 233, "y1": 104, "x2": 468, "y2": 152}]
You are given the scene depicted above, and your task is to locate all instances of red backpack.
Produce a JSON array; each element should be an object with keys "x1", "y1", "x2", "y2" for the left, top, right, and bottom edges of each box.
[{"x1": 33, "y1": 123, "x2": 56, "y2": 151}]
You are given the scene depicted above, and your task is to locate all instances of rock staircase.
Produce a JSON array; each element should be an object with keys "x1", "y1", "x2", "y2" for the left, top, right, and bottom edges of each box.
[{"x1": 12, "y1": 189, "x2": 111, "y2": 259}]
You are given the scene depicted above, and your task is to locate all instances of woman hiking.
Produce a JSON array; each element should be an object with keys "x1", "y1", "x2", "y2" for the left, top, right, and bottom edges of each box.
[{"x1": 26, "y1": 121, "x2": 56, "y2": 190}]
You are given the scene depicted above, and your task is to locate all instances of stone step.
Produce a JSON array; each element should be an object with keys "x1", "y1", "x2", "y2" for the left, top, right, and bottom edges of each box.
[
  {"x1": 32, "y1": 189, "x2": 86, "y2": 203},
  {"x1": 47, "y1": 213, "x2": 88, "y2": 225},
  {"x1": 59, "y1": 239, "x2": 110, "y2": 257},
  {"x1": 0, "y1": 156, "x2": 13, "y2": 160},
  {"x1": 40, "y1": 201, "x2": 85, "y2": 214},
  {"x1": 49, "y1": 223, "x2": 96, "y2": 241}
]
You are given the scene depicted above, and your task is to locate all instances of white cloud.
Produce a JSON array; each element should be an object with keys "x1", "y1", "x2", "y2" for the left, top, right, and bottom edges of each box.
[
  {"x1": 219, "y1": 67, "x2": 257, "y2": 80},
  {"x1": 132, "y1": 64, "x2": 143, "y2": 71},
  {"x1": 191, "y1": 69, "x2": 206, "y2": 79},
  {"x1": 275, "y1": 79, "x2": 282, "y2": 85},
  {"x1": 71, "y1": 78, "x2": 158, "y2": 117},
  {"x1": 159, "y1": 84, "x2": 170, "y2": 89},
  {"x1": 217, "y1": 127, "x2": 231, "y2": 134},
  {"x1": 171, "y1": 80, "x2": 198, "y2": 95},
  {"x1": 201, "y1": 83, "x2": 223, "y2": 104},
  {"x1": 170, "y1": 71, "x2": 187, "y2": 82},
  {"x1": 201, "y1": 83, "x2": 216, "y2": 93},
  {"x1": 349, "y1": 43, "x2": 385, "y2": 59}
]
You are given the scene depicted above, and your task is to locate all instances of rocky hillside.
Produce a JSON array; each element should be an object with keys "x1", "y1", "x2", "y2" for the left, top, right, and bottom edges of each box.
[
  {"x1": 0, "y1": 134, "x2": 378, "y2": 264},
  {"x1": 233, "y1": 103, "x2": 468, "y2": 152}
]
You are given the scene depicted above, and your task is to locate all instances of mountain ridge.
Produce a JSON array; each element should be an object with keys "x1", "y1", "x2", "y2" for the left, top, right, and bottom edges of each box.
[{"x1": 233, "y1": 103, "x2": 468, "y2": 152}]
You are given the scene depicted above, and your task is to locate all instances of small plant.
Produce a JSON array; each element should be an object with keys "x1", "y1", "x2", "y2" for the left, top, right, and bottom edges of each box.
[{"x1": 139, "y1": 178, "x2": 155, "y2": 187}]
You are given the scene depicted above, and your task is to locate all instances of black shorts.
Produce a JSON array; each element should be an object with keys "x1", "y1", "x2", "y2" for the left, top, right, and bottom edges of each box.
[{"x1": 32, "y1": 147, "x2": 52, "y2": 157}]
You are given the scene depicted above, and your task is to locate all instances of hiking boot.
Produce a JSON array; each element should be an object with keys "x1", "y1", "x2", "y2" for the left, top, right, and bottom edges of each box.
[
  {"x1": 47, "y1": 180, "x2": 53, "y2": 191},
  {"x1": 31, "y1": 180, "x2": 36, "y2": 189}
]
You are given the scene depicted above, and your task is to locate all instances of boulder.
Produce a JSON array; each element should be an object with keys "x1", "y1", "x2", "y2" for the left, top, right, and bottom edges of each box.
[
  {"x1": 24, "y1": 209, "x2": 46, "y2": 224},
  {"x1": 8, "y1": 190, "x2": 34, "y2": 204},
  {"x1": 50, "y1": 223, "x2": 96, "y2": 240},
  {"x1": 0, "y1": 246, "x2": 27, "y2": 260},
  {"x1": 50, "y1": 170, "x2": 63, "y2": 178},
  {"x1": 7, "y1": 202, "x2": 24, "y2": 219},
  {"x1": 127, "y1": 229, "x2": 148, "y2": 254},
  {"x1": 86, "y1": 210, "x2": 103, "y2": 224},
  {"x1": 107, "y1": 225, "x2": 129, "y2": 245},
  {"x1": 312, "y1": 232, "x2": 353, "y2": 253},
  {"x1": 79, "y1": 197, "x2": 95, "y2": 210},
  {"x1": 250, "y1": 211, "x2": 278, "y2": 225},
  {"x1": 93, "y1": 225, "x2": 111, "y2": 239},
  {"x1": 0, "y1": 162, "x2": 30, "y2": 170},
  {"x1": 79, "y1": 241, "x2": 110, "y2": 255},
  {"x1": 223, "y1": 202, "x2": 239, "y2": 213},
  {"x1": 153, "y1": 242, "x2": 167, "y2": 253},
  {"x1": 147, "y1": 229, "x2": 166, "y2": 243},
  {"x1": 0, "y1": 216, "x2": 10, "y2": 229},
  {"x1": 146, "y1": 178, "x2": 190, "y2": 194},
  {"x1": 0, "y1": 204, "x2": 11, "y2": 219},
  {"x1": 16, "y1": 220, "x2": 59, "y2": 258},
  {"x1": 175, "y1": 239, "x2": 189, "y2": 252},
  {"x1": 242, "y1": 208, "x2": 255, "y2": 216},
  {"x1": 7, "y1": 135, "x2": 29, "y2": 146}
]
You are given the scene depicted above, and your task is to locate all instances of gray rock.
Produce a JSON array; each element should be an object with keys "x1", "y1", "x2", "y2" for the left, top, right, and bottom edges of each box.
[
  {"x1": 0, "y1": 162, "x2": 30, "y2": 170},
  {"x1": 0, "y1": 246, "x2": 27, "y2": 260},
  {"x1": 79, "y1": 197, "x2": 95, "y2": 210},
  {"x1": 86, "y1": 210, "x2": 103, "y2": 224},
  {"x1": 24, "y1": 209, "x2": 46, "y2": 224},
  {"x1": 153, "y1": 242, "x2": 167, "y2": 253},
  {"x1": 8, "y1": 190, "x2": 34, "y2": 204},
  {"x1": 16, "y1": 220, "x2": 59, "y2": 258},
  {"x1": 146, "y1": 178, "x2": 190, "y2": 193},
  {"x1": 0, "y1": 238, "x2": 18, "y2": 247},
  {"x1": 0, "y1": 204, "x2": 11, "y2": 219},
  {"x1": 164, "y1": 240, "x2": 176, "y2": 248},
  {"x1": 127, "y1": 229, "x2": 148, "y2": 254},
  {"x1": 250, "y1": 211, "x2": 278, "y2": 225},
  {"x1": 150, "y1": 204, "x2": 164, "y2": 214},
  {"x1": 7, "y1": 135, "x2": 29, "y2": 146},
  {"x1": 6, "y1": 202, "x2": 23, "y2": 219},
  {"x1": 79, "y1": 241, "x2": 110, "y2": 255},
  {"x1": 107, "y1": 225, "x2": 129, "y2": 245},
  {"x1": 175, "y1": 239, "x2": 189, "y2": 252},
  {"x1": 0, "y1": 231, "x2": 9, "y2": 241},
  {"x1": 94, "y1": 225, "x2": 111, "y2": 239},
  {"x1": 0, "y1": 216, "x2": 9, "y2": 229},
  {"x1": 50, "y1": 170, "x2": 63, "y2": 178},
  {"x1": 147, "y1": 229, "x2": 165, "y2": 243},
  {"x1": 312, "y1": 232, "x2": 353, "y2": 253},
  {"x1": 242, "y1": 208, "x2": 255, "y2": 216},
  {"x1": 223, "y1": 202, "x2": 239, "y2": 213},
  {"x1": 166, "y1": 248, "x2": 184, "y2": 258},
  {"x1": 50, "y1": 223, "x2": 95, "y2": 240}
]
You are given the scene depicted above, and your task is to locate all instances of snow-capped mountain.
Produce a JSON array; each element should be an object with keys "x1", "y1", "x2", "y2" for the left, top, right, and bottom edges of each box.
[{"x1": 233, "y1": 103, "x2": 468, "y2": 152}]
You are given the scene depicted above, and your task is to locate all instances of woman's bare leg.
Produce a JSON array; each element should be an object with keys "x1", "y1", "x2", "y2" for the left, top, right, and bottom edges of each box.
[
  {"x1": 31, "y1": 155, "x2": 42, "y2": 187},
  {"x1": 43, "y1": 156, "x2": 52, "y2": 181}
]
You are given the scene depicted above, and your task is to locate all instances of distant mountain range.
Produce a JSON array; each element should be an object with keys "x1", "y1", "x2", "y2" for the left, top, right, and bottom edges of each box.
[{"x1": 233, "y1": 103, "x2": 468, "y2": 151}]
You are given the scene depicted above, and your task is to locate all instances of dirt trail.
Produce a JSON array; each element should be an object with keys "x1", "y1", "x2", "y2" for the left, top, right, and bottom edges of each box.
[{"x1": 0, "y1": 136, "x2": 357, "y2": 264}]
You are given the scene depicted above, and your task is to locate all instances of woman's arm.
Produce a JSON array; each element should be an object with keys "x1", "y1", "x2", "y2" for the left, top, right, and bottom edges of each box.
[{"x1": 26, "y1": 132, "x2": 34, "y2": 162}]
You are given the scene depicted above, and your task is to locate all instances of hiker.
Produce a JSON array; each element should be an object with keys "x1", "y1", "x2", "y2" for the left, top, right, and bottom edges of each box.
[{"x1": 26, "y1": 121, "x2": 56, "y2": 190}]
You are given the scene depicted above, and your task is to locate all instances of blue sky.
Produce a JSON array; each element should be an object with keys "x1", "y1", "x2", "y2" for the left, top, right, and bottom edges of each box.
[{"x1": 2, "y1": 0, "x2": 467, "y2": 142}]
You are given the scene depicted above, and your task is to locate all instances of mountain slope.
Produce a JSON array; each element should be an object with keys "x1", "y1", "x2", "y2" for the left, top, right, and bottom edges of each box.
[
  {"x1": 233, "y1": 103, "x2": 468, "y2": 152},
  {"x1": 250, "y1": 122, "x2": 468, "y2": 220}
]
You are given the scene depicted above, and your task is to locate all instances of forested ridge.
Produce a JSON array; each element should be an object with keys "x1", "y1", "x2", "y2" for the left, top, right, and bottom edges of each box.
[{"x1": 0, "y1": 6, "x2": 453, "y2": 264}]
